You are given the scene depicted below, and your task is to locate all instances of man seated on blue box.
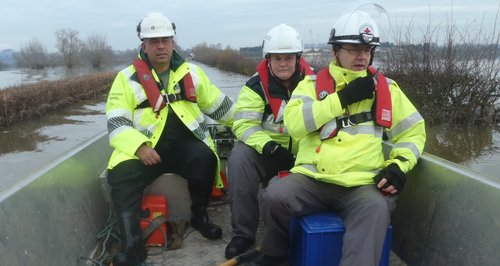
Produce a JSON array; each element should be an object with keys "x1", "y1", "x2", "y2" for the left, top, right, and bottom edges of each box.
[{"x1": 247, "y1": 7, "x2": 426, "y2": 266}]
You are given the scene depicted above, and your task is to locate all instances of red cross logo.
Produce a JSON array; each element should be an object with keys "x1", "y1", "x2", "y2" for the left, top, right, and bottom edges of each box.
[{"x1": 363, "y1": 27, "x2": 372, "y2": 33}]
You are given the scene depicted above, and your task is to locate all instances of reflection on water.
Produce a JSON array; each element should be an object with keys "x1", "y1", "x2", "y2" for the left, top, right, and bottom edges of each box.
[
  {"x1": 0, "y1": 126, "x2": 58, "y2": 154},
  {"x1": 424, "y1": 125, "x2": 500, "y2": 178},
  {"x1": 426, "y1": 125, "x2": 498, "y2": 164},
  {"x1": 0, "y1": 112, "x2": 96, "y2": 154},
  {"x1": 0, "y1": 99, "x2": 107, "y2": 191},
  {"x1": 0, "y1": 93, "x2": 107, "y2": 155}
]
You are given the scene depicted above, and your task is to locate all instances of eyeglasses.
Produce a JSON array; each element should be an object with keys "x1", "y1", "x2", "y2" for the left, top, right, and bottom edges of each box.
[{"x1": 340, "y1": 46, "x2": 373, "y2": 56}]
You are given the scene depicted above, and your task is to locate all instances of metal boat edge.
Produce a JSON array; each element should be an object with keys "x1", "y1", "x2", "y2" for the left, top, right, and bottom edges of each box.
[{"x1": 1, "y1": 128, "x2": 499, "y2": 265}]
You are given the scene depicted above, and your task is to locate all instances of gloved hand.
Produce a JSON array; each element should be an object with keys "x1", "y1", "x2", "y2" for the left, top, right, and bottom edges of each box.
[
  {"x1": 337, "y1": 75, "x2": 375, "y2": 107},
  {"x1": 372, "y1": 163, "x2": 406, "y2": 194},
  {"x1": 263, "y1": 141, "x2": 295, "y2": 171}
]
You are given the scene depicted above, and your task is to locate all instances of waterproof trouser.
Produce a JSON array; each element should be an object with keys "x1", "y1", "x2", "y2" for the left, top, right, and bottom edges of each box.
[
  {"x1": 226, "y1": 142, "x2": 282, "y2": 240},
  {"x1": 260, "y1": 173, "x2": 397, "y2": 266},
  {"x1": 107, "y1": 136, "x2": 217, "y2": 214},
  {"x1": 107, "y1": 136, "x2": 217, "y2": 264}
]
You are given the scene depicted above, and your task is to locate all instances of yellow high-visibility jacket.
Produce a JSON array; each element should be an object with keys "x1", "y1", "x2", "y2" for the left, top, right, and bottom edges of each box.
[
  {"x1": 106, "y1": 50, "x2": 234, "y2": 188},
  {"x1": 232, "y1": 66, "x2": 311, "y2": 154},
  {"x1": 284, "y1": 61, "x2": 426, "y2": 187}
]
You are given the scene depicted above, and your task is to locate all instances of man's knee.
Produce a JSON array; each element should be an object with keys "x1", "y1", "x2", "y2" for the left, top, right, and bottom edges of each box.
[
  {"x1": 358, "y1": 189, "x2": 393, "y2": 221},
  {"x1": 185, "y1": 142, "x2": 216, "y2": 167},
  {"x1": 107, "y1": 160, "x2": 144, "y2": 186},
  {"x1": 370, "y1": 188, "x2": 392, "y2": 210},
  {"x1": 262, "y1": 178, "x2": 288, "y2": 206},
  {"x1": 228, "y1": 143, "x2": 256, "y2": 166},
  {"x1": 181, "y1": 147, "x2": 217, "y2": 183}
]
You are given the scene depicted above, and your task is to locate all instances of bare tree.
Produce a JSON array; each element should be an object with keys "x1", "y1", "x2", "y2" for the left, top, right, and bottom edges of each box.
[
  {"x1": 55, "y1": 29, "x2": 85, "y2": 68},
  {"x1": 85, "y1": 33, "x2": 113, "y2": 68},
  {"x1": 379, "y1": 12, "x2": 500, "y2": 125},
  {"x1": 18, "y1": 38, "x2": 48, "y2": 69}
]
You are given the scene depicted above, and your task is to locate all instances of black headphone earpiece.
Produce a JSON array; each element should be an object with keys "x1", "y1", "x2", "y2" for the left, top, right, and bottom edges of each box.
[{"x1": 136, "y1": 21, "x2": 142, "y2": 40}]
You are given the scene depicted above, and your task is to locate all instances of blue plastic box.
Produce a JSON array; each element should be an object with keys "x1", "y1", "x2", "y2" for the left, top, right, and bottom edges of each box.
[{"x1": 289, "y1": 212, "x2": 392, "y2": 266}]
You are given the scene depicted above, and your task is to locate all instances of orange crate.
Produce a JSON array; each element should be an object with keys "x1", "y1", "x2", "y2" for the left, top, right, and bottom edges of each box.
[{"x1": 140, "y1": 195, "x2": 168, "y2": 246}]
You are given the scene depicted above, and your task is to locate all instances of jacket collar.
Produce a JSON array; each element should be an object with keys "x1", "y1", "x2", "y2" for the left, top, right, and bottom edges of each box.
[
  {"x1": 138, "y1": 48, "x2": 186, "y2": 72},
  {"x1": 329, "y1": 61, "x2": 367, "y2": 88}
]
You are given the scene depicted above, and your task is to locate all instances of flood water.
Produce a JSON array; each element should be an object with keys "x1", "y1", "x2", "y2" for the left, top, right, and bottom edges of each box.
[
  {"x1": 0, "y1": 65, "x2": 124, "y2": 89},
  {"x1": 0, "y1": 63, "x2": 498, "y2": 193}
]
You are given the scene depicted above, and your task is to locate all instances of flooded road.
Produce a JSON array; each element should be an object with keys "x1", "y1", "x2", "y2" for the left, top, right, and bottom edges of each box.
[{"x1": 0, "y1": 62, "x2": 498, "y2": 193}]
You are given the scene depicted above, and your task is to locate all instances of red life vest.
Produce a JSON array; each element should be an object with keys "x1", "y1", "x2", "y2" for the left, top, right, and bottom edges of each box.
[
  {"x1": 315, "y1": 66, "x2": 392, "y2": 139},
  {"x1": 256, "y1": 57, "x2": 315, "y2": 121},
  {"x1": 133, "y1": 59, "x2": 196, "y2": 113}
]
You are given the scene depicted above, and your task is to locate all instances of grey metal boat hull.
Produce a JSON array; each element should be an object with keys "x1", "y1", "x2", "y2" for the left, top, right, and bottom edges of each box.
[
  {"x1": 0, "y1": 133, "x2": 111, "y2": 266},
  {"x1": 1, "y1": 133, "x2": 499, "y2": 265},
  {"x1": 391, "y1": 151, "x2": 500, "y2": 266}
]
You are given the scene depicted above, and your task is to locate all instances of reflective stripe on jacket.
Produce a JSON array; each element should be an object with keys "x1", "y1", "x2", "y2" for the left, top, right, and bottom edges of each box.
[
  {"x1": 232, "y1": 58, "x2": 313, "y2": 154},
  {"x1": 284, "y1": 61, "x2": 426, "y2": 187},
  {"x1": 106, "y1": 50, "x2": 234, "y2": 188}
]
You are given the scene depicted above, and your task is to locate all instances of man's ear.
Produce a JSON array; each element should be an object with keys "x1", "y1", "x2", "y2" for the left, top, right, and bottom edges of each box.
[{"x1": 332, "y1": 46, "x2": 339, "y2": 57}]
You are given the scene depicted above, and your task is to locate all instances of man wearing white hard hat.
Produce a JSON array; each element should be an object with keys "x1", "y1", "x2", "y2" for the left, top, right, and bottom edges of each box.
[
  {"x1": 224, "y1": 23, "x2": 314, "y2": 260},
  {"x1": 105, "y1": 12, "x2": 234, "y2": 265},
  {"x1": 249, "y1": 9, "x2": 426, "y2": 266}
]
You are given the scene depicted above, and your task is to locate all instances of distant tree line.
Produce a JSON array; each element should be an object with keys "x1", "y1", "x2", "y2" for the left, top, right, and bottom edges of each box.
[
  {"x1": 12, "y1": 28, "x2": 139, "y2": 70},
  {"x1": 1, "y1": 28, "x2": 199, "y2": 71}
]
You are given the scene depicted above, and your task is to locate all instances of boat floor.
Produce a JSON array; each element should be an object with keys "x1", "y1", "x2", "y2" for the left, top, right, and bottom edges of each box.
[
  {"x1": 145, "y1": 196, "x2": 263, "y2": 265},
  {"x1": 143, "y1": 195, "x2": 407, "y2": 266}
]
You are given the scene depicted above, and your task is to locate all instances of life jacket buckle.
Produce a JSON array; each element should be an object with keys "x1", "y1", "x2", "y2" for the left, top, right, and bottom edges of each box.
[
  {"x1": 163, "y1": 94, "x2": 170, "y2": 104},
  {"x1": 341, "y1": 117, "x2": 355, "y2": 128},
  {"x1": 165, "y1": 93, "x2": 184, "y2": 104},
  {"x1": 169, "y1": 94, "x2": 178, "y2": 102}
]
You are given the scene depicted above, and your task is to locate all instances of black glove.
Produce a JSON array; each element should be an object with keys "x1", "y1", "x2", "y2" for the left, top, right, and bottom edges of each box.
[
  {"x1": 337, "y1": 75, "x2": 375, "y2": 107},
  {"x1": 263, "y1": 141, "x2": 295, "y2": 171},
  {"x1": 372, "y1": 163, "x2": 406, "y2": 194}
]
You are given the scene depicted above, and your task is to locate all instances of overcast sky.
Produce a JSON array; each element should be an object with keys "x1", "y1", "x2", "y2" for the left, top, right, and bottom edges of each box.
[{"x1": 1, "y1": 0, "x2": 498, "y2": 52}]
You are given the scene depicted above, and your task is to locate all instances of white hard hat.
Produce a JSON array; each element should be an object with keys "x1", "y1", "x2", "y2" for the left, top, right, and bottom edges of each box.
[
  {"x1": 262, "y1": 23, "x2": 303, "y2": 58},
  {"x1": 328, "y1": 10, "x2": 380, "y2": 46},
  {"x1": 137, "y1": 12, "x2": 176, "y2": 40}
]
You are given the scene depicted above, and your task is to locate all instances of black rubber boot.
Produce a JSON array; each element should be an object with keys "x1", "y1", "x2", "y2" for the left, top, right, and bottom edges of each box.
[
  {"x1": 245, "y1": 252, "x2": 288, "y2": 266},
  {"x1": 225, "y1": 236, "x2": 254, "y2": 259},
  {"x1": 190, "y1": 196, "x2": 222, "y2": 240},
  {"x1": 113, "y1": 212, "x2": 147, "y2": 266}
]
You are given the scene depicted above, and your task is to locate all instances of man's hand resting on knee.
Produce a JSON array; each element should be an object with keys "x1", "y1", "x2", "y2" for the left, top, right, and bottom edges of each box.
[{"x1": 135, "y1": 143, "x2": 162, "y2": 165}]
